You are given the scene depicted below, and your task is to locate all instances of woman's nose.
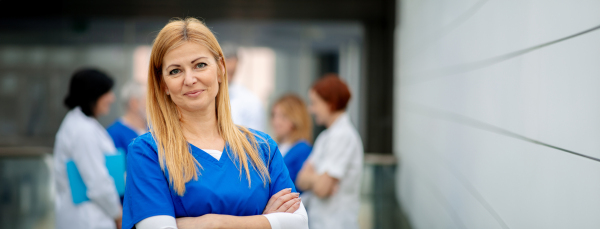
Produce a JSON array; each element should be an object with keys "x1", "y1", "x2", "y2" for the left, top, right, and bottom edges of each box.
[{"x1": 183, "y1": 71, "x2": 197, "y2": 86}]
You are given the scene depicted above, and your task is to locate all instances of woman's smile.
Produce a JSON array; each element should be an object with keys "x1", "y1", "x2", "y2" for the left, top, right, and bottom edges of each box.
[{"x1": 184, "y1": 89, "x2": 206, "y2": 98}]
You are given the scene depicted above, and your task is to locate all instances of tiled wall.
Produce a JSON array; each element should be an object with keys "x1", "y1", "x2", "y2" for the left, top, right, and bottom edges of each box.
[{"x1": 395, "y1": 0, "x2": 600, "y2": 228}]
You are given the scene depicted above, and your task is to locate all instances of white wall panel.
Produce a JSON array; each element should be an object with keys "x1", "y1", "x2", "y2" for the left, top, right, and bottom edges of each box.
[
  {"x1": 399, "y1": 109, "x2": 600, "y2": 228},
  {"x1": 395, "y1": 0, "x2": 600, "y2": 228}
]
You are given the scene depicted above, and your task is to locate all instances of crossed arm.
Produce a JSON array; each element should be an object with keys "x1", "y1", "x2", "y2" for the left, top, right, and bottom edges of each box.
[
  {"x1": 295, "y1": 162, "x2": 339, "y2": 198},
  {"x1": 139, "y1": 189, "x2": 304, "y2": 229}
]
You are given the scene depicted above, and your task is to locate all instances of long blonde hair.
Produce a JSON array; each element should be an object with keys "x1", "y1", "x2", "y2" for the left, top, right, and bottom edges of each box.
[
  {"x1": 147, "y1": 18, "x2": 269, "y2": 196},
  {"x1": 272, "y1": 94, "x2": 313, "y2": 144}
]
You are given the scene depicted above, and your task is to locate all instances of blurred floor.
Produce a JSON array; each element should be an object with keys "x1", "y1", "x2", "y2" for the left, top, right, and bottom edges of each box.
[
  {"x1": 359, "y1": 154, "x2": 412, "y2": 229},
  {"x1": 0, "y1": 148, "x2": 54, "y2": 229}
]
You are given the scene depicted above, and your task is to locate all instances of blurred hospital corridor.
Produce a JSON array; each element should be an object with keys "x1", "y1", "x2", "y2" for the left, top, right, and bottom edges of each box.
[{"x1": 2, "y1": 0, "x2": 600, "y2": 228}]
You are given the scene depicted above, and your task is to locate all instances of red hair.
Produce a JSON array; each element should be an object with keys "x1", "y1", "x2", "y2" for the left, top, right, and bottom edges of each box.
[{"x1": 311, "y1": 73, "x2": 351, "y2": 112}]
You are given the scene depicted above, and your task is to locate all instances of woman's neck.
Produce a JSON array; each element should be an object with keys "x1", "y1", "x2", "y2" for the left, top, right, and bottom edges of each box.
[
  {"x1": 325, "y1": 111, "x2": 344, "y2": 128},
  {"x1": 179, "y1": 104, "x2": 222, "y2": 147},
  {"x1": 122, "y1": 110, "x2": 146, "y2": 132},
  {"x1": 279, "y1": 135, "x2": 294, "y2": 145}
]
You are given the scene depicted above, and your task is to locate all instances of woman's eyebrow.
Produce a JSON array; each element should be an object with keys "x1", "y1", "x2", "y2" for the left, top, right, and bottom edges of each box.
[
  {"x1": 165, "y1": 64, "x2": 180, "y2": 69},
  {"x1": 191, "y1": 56, "x2": 208, "y2": 64}
]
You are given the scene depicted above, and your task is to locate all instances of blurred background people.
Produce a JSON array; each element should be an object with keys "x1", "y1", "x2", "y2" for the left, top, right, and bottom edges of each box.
[
  {"x1": 222, "y1": 43, "x2": 266, "y2": 131},
  {"x1": 296, "y1": 74, "x2": 364, "y2": 229},
  {"x1": 271, "y1": 94, "x2": 313, "y2": 192},
  {"x1": 53, "y1": 69, "x2": 122, "y2": 229},
  {"x1": 107, "y1": 81, "x2": 147, "y2": 155}
]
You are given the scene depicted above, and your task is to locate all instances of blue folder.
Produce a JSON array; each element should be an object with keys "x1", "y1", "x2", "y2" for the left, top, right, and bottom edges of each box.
[{"x1": 66, "y1": 150, "x2": 126, "y2": 205}]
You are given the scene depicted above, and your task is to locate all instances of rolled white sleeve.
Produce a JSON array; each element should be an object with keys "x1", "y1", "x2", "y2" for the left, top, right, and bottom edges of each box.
[
  {"x1": 136, "y1": 215, "x2": 178, "y2": 229},
  {"x1": 263, "y1": 202, "x2": 309, "y2": 229},
  {"x1": 71, "y1": 130, "x2": 122, "y2": 218},
  {"x1": 318, "y1": 134, "x2": 355, "y2": 179}
]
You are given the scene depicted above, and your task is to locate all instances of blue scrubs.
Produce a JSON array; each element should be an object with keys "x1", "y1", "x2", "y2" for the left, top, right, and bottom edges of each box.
[
  {"x1": 282, "y1": 141, "x2": 312, "y2": 191},
  {"x1": 122, "y1": 130, "x2": 296, "y2": 229},
  {"x1": 107, "y1": 120, "x2": 140, "y2": 155}
]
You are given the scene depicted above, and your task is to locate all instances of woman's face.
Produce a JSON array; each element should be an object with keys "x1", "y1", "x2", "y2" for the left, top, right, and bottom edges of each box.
[
  {"x1": 162, "y1": 42, "x2": 222, "y2": 113},
  {"x1": 308, "y1": 89, "x2": 332, "y2": 126},
  {"x1": 94, "y1": 91, "x2": 115, "y2": 117},
  {"x1": 271, "y1": 104, "x2": 295, "y2": 141}
]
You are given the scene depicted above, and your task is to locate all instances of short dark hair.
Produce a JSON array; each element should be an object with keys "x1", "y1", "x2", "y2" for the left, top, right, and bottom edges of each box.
[
  {"x1": 64, "y1": 68, "x2": 114, "y2": 116},
  {"x1": 311, "y1": 73, "x2": 352, "y2": 112}
]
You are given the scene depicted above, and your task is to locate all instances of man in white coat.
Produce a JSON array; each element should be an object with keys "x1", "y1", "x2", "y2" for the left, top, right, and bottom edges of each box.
[{"x1": 222, "y1": 44, "x2": 266, "y2": 132}]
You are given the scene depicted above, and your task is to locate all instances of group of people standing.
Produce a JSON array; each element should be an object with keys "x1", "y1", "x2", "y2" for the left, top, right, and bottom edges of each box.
[{"x1": 53, "y1": 18, "x2": 363, "y2": 229}]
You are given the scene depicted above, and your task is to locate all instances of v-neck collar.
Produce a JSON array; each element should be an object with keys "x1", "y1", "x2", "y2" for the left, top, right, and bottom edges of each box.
[{"x1": 188, "y1": 143, "x2": 228, "y2": 168}]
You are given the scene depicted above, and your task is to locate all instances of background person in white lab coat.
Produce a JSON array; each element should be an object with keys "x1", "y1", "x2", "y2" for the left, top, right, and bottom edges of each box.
[
  {"x1": 222, "y1": 43, "x2": 266, "y2": 131},
  {"x1": 296, "y1": 74, "x2": 364, "y2": 229},
  {"x1": 54, "y1": 69, "x2": 123, "y2": 229}
]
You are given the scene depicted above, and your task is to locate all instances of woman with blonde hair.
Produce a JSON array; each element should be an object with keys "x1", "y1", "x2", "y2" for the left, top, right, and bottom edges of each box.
[
  {"x1": 271, "y1": 94, "x2": 312, "y2": 191},
  {"x1": 122, "y1": 18, "x2": 308, "y2": 229}
]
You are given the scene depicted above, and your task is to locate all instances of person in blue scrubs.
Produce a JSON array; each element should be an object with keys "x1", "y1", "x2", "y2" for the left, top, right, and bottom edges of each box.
[
  {"x1": 122, "y1": 18, "x2": 308, "y2": 229},
  {"x1": 271, "y1": 94, "x2": 313, "y2": 191},
  {"x1": 107, "y1": 81, "x2": 147, "y2": 155}
]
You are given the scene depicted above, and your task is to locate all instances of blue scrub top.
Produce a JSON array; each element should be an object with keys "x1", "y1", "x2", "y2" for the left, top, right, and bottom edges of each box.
[
  {"x1": 282, "y1": 140, "x2": 312, "y2": 192},
  {"x1": 122, "y1": 129, "x2": 296, "y2": 229},
  {"x1": 107, "y1": 120, "x2": 140, "y2": 155}
]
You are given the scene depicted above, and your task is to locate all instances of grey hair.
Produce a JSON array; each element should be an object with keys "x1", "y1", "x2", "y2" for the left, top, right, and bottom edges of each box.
[{"x1": 120, "y1": 81, "x2": 146, "y2": 108}]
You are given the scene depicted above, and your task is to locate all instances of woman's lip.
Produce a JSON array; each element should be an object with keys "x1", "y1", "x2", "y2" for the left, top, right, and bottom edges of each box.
[{"x1": 184, "y1": 90, "x2": 204, "y2": 96}]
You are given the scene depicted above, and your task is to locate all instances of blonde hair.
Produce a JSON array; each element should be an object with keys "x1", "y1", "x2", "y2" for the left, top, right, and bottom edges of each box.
[
  {"x1": 147, "y1": 18, "x2": 269, "y2": 196},
  {"x1": 272, "y1": 94, "x2": 313, "y2": 144}
]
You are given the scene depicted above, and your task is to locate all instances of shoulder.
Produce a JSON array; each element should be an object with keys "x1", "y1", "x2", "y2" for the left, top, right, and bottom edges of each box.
[
  {"x1": 246, "y1": 128, "x2": 275, "y2": 146},
  {"x1": 128, "y1": 132, "x2": 158, "y2": 157},
  {"x1": 286, "y1": 141, "x2": 312, "y2": 159},
  {"x1": 293, "y1": 141, "x2": 312, "y2": 151},
  {"x1": 106, "y1": 120, "x2": 123, "y2": 132},
  {"x1": 63, "y1": 113, "x2": 100, "y2": 139},
  {"x1": 329, "y1": 122, "x2": 361, "y2": 141},
  {"x1": 131, "y1": 132, "x2": 156, "y2": 147},
  {"x1": 244, "y1": 128, "x2": 278, "y2": 159}
]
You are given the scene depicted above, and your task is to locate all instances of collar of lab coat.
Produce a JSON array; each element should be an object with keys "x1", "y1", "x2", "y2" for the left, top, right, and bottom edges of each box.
[{"x1": 328, "y1": 112, "x2": 350, "y2": 130}]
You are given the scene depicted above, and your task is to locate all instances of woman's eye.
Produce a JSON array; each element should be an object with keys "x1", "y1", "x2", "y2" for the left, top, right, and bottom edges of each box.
[
  {"x1": 196, "y1": 63, "x2": 207, "y2": 68},
  {"x1": 169, "y1": 69, "x2": 181, "y2": 75}
]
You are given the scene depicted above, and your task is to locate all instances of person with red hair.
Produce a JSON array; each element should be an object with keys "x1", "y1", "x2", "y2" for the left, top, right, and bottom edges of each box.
[{"x1": 296, "y1": 74, "x2": 364, "y2": 229}]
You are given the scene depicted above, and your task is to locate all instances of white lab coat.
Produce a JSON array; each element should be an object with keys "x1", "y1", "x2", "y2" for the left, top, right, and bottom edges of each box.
[
  {"x1": 229, "y1": 83, "x2": 265, "y2": 131},
  {"x1": 53, "y1": 107, "x2": 122, "y2": 229},
  {"x1": 304, "y1": 113, "x2": 364, "y2": 229}
]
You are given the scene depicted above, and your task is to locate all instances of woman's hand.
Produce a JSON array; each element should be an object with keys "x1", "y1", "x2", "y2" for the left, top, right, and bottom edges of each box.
[{"x1": 262, "y1": 188, "x2": 301, "y2": 214}]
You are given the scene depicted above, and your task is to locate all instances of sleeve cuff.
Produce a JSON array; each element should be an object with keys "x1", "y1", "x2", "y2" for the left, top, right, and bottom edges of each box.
[
  {"x1": 322, "y1": 166, "x2": 344, "y2": 179},
  {"x1": 263, "y1": 214, "x2": 281, "y2": 229}
]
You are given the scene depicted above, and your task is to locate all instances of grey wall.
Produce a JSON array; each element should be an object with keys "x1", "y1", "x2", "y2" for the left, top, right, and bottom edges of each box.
[{"x1": 395, "y1": 0, "x2": 600, "y2": 228}]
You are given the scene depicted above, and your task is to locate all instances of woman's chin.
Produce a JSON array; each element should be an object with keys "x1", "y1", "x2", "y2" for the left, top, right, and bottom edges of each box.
[{"x1": 179, "y1": 103, "x2": 211, "y2": 113}]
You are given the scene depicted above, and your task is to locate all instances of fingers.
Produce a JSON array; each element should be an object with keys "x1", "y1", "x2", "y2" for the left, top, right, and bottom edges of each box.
[
  {"x1": 267, "y1": 188, "x2": 291, "y2": 207},
  {"x1": 279, "y1": 197, "x2": 301, "y2": 212},
  {"x1": 263, "y1": 188, "x2": 292, "y2": 214},
  {"x1": 264, "y1": 192, "x2": 300, "y2": 214},
  {"x1": 273, "y1": 192, "x2": 299, "y2": 210},
  {"x1": 285, "y1": 200, "x2": 301, "y2": 213}
]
